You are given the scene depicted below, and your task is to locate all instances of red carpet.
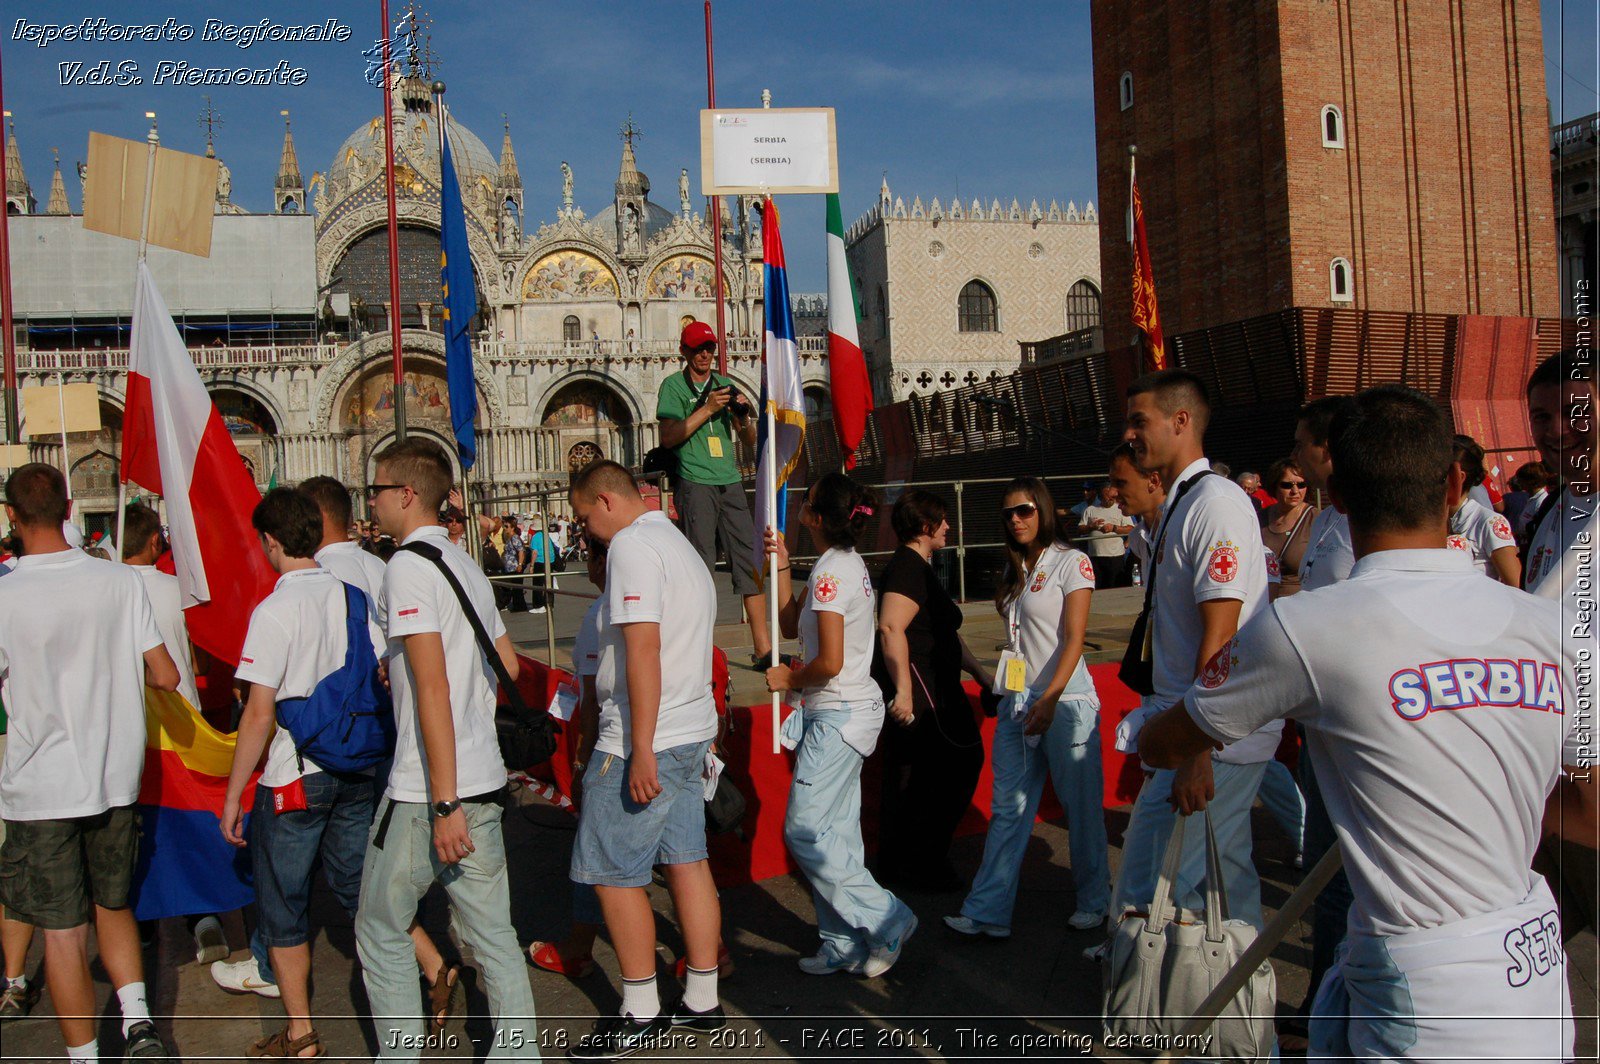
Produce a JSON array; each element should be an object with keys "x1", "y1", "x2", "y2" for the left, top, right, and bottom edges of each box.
[{"x1": 509, "y1": 658, "x2": 1153, "y2": 888}]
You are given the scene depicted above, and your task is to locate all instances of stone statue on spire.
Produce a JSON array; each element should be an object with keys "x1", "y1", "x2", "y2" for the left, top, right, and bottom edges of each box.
[
  {"x1": 679, "y1": 168, "x2": 691, "y2": 218},
  {"x1": 560, "y1": 161, "x2": 573, "y2": 213}
]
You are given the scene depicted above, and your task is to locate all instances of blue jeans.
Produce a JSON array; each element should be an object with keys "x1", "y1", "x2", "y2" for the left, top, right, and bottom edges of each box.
[
  {"x1": 249, "y1": 770, "x2": 375, "y2": 951},
  {"x1": 1301, "y1": 739, "x2": 1353, "y2": 1011},
  {"x1": 961, "y1": 697, "x2": 1109, "y2": 928},
  {"x1": 785, "y1": 708, "x2": 912, "y2": 964},
  {"x1": 570, "y1": 740, "x2": 713, "y2": 888},
  {"x1": 1113, "y1": 759, "x2": 1268, "y2": 931},
  {"x1": 1259, "y1": 759, "x2": 1306, "y2": 855},
  {"x1": 355, "y1": 798, "x2": 538, "y2": 1061}
]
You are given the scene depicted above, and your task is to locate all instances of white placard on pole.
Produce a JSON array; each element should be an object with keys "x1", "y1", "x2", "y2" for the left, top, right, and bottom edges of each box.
[{"x1": 700, "y1": 108, "x2": 838, "y2": 195}]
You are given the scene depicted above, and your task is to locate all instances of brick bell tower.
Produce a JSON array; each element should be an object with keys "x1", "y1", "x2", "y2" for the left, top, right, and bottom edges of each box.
[{"x1": 1087, "y1": 0, "x2": 1564, "y2": 471}]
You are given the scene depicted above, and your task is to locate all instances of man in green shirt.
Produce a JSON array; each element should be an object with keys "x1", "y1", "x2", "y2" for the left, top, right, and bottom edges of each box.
[{"x1": 656, "y1": 321, "x2": 770, "y2": 665}]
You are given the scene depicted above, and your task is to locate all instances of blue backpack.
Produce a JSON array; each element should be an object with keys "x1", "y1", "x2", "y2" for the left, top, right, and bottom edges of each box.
[{"x1": 275, "y1": 582, "x2": 396, "y2": 774}]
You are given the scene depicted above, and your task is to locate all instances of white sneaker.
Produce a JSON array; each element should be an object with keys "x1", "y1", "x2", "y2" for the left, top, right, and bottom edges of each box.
[
  {"x1": 797, "y1": 948, "x2": 862, "y2": 976},
  {"x1": 1082, "y1": 940, "x2": 1109, "y2": 963},
  {"x1": 192, "y1": 915, "x2": 228, "y2": 965},
  {"x1": 862, "y1": 915, "x2": 917, "y2": 978},
  {"x1": 941, "y1": 914, "x2": 1010, "y2": 939},
  {"x1": 1068, "y1": 908, "x2": 1107, "y2": 930},
  {"x1": 527, "y1": 606, "x2": 546, "y2": 614},
  {"x1": 210, "y1": 956, "x2": 280, "y2": 998}
]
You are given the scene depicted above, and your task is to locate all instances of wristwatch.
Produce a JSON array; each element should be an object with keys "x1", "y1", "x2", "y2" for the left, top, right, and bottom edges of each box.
[{"x1": 431, "y1": 798, "x2": 461, "y2": 819}]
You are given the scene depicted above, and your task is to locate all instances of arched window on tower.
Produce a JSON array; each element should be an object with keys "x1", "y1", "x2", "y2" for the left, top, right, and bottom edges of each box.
[
  {"x1": 1120, "y1": 72, "x2": 1134, "y2": 111},
  {"x1": 958, "y1": 280, "x2": 998, "y2": 333},
  {"x1": 562, "y1": 315, "x2": 581, "y2": 343},
  {"x1": 1329, "y1": 258, "x2": 1353, "y2": 302},
  {"x1": 877, "y1": 284, "x2": 888, "y2": 331},
  {"x1": 1321, "y1": 105, "x2": 1345, "y2": 149},
  {"x1": 1064, "y1": 279, "x2": 1102, "y2": 333}
]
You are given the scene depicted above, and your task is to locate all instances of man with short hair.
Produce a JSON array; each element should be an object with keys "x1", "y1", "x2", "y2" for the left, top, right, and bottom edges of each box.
[
  {"x1": 0, "y1": 463, "x2": 179, "y2": 1061},
  {"x1": 567, "y1": 460, "x2": 724, "y2": 1059},
  {"x1": 1079, "y1": 480, "x2": 1131, "y2": 588},
  {"x1": 657, "y1": 321, "x2": 770, "y2": 666},
  {"x1": 300, "y1": 476, "x2": 387, "y2": 623},
  {"x1": 219, "y1": 488, "x2": 390, "y2": 1058},
  {"x1": 355, "y1": 439, "x2": 538, "y2": 1060},
  {"x1": 122, "y1": 503, "x2": 201, "y2": 713},
  {"x1": 1121, "y1": 370, "x2": 1275, "y2": 931},
  {"x1": 1141, "y1": 385, "x2": 1592, "y2": 1061}
]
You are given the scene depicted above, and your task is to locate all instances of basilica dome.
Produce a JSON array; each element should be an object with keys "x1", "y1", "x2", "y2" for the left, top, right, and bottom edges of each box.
[{"x1": 322, "y1": 77, "x2": 499, "y2": 201}]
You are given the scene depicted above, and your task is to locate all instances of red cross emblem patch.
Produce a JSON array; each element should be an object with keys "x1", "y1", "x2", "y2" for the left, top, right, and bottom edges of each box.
[{"x1": 1207, "y1": 544, "x2": 1239, "y2": 583}]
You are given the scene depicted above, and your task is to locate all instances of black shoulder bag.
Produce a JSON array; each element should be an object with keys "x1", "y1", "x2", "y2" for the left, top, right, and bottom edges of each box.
[
  {"x1": 397, "y1": 541, "x2": 560, "y2": 769},
  {"x1": 1118, "y1": 470, "x2": 1213, "y2": 696}
]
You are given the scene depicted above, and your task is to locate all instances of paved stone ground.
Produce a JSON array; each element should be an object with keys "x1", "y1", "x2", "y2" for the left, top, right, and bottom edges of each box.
[{"x1": 2, "y1": 577, "x2": 1595, "y2": 1061}]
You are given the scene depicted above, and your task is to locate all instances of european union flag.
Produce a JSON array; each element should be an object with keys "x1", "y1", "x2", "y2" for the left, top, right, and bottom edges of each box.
[{"x1": 439, "y1": 110, "x2": 478, "y2": 468}]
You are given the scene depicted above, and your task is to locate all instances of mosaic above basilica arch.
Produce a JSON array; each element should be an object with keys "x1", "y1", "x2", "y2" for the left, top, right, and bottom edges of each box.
[
  {"x1": 522, "y1": 250, "x2": 620, "y2": 301},
  {"x1": 646, "y1": 255, "x2": 717, "y2": 299}
]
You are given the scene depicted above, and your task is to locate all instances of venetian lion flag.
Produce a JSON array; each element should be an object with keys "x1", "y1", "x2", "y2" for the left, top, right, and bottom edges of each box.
[
  {"x1": 753, "y1": 199, "x2": 806, "y2": 580},
  {"x1": 131, "y1": 689, "x2": 257, "y2": 920},
  {"x1": 1129, "y1": 157, "x2": 1167, "y2": 371},
  {"x1": 122, "y1": 260, "x2": 276, "y2": 665},
  {"x1": 825, "y1": 193, "x2": 873, "y2": 469}
]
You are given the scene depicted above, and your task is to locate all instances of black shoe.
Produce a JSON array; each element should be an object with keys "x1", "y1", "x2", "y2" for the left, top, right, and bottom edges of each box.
[
  {"x1": 124, "y1": 1021, "x2": 172, "y2": 1061},
  {"x1": 568, "y1": 1014, "x2": 667, "y2": 1061},
  {"x1": 670, "y1": 1001, "x2": 726, "y2": 1032}
]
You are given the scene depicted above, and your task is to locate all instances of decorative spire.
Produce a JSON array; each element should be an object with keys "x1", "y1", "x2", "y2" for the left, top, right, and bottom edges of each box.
[
  {"x1": 615, "y1": 113, "x2": 648, "y2": 196},
  {"x1": 5, "y1": 117, "x2": 32, "y2": 206},
  {"x1": 198, "y1": 95, "x2": 223, "y2": 159},
  {"x1": 274, "y1": 110, "x2": 305, "y2": 213},
  {"x1": 45, "y1": 148, "x2": 69, "y2": 214},
  {"x1": 497, "y1": 114, "x2": 521, "y2": 190},
  {"x1": 879, "y1": 171, "x2": 890, "y2": 207}
]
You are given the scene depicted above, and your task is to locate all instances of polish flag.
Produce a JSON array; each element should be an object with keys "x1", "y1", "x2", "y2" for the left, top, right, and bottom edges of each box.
[{"x1": 121, "y1": 261, "x2": 275, "y2": 666}]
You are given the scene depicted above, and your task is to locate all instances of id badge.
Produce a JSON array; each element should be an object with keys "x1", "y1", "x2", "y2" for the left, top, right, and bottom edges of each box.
[
  {"x1": 707, "y1": 435, "x2": 724, "y2": 458},
  {"x1": 994, "y1": 651, "x2": 1028, "y2": 694},
  {"x1": 271, "y1": 778, "x2": 307, "y2": 815}
]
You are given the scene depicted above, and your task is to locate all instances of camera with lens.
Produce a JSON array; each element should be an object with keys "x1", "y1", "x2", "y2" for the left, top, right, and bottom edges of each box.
[{"x1": 726, "y1": 390, "x2": 753, "y2": 418}]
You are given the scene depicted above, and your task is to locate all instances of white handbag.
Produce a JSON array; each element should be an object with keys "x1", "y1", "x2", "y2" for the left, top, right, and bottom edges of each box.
[{"x1": 1101, "y1": 810, "x2": 1276, "y2": 1061}]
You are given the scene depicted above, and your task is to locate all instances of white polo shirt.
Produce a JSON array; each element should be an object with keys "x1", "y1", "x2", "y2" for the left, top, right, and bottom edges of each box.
[
  {"x1": 383, "y1": 526, "x2": 508, "y2": 803},
  {"x1": 1524, "y1": 485, "x2": 1600, "y2": 670},
  {"x1": 1151, "y1": 458, "x2": 1276, "y2": 763},
  {"x1": 595, "y1": 510, "x2": 717, "y2": 758},
  {"x1": 1186, "y1": 549, "x2": 1582, "y2": 937},
  {"x1": 131, "y1": 564, "x2": 200, "y2": 710},
  {"x1": 1300, "y1": 506, "x2": 1355, "y2": 591},
  {"x1": 236, "y1": 567, "x2": 386, "y2": 787},
  {"x1": 1126, "y1": 518, "x2": 1154, "y2": 572},
  {"x1": 316, "y1": 540, "x2": 388, "y2": 626},
  {"x1": 1004, "y1": 541, "x2": 1098, "y2": 702},
  {"x1": 0, "y1": 549, "x2": 163, "y2": 820},
  {"x1": 1448, "y1": 497, "x2": 1515, "y2": 576},
  {"x1": 572, "y1": 597, "x2": 604, "y2": 680},
  {"x1": 800, "y1": 547, "x2": 883, "y2": 711}
]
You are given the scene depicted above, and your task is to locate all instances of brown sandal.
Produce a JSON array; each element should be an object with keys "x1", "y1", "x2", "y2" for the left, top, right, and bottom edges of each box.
[
  {"x1": 246, "y1": 1027, "x2": 326, "y2": 1058},
  {"x1": 428, "y1": 963, "x2": 461, "y2": 1034}
]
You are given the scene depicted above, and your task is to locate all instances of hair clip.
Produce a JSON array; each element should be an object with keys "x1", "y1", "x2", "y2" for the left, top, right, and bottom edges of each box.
[{"x1": 850, "y1": 504, "x2": 875, "y2": 518}]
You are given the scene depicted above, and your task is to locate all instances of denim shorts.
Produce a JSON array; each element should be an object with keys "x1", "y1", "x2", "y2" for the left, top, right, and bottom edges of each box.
[
  {"x1": 570, "y1": 739, "x2": 712, "y2": 888},
  {"x1": 251, "y1": 770, "x2": 376, "y2": 948}
]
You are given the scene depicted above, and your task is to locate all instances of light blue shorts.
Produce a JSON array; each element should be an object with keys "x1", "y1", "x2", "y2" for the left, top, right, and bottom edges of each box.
[{"x1": 570, "y1": 739, "x2": 712, "y2": 888}]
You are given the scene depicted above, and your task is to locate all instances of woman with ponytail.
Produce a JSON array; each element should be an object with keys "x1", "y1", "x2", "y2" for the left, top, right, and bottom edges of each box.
[
  {"x1": 945, "y1": 476, "x2": 1110, "y2": 938},
  {"x1": 765, "y1": 473, "x2": 918, "y2": 978}
]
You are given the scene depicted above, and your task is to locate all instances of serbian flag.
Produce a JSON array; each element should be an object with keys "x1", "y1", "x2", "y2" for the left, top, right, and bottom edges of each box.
[
  {"x1": 122, "y1": 260, "x2": 275, "y2": 666},
  {"x1": 439, "y1": 105, "x2": 479, "y2": 469},
  {"x1": 131, "y1": 689, "x2": 257, "y2": 920},
  {"x1": 1129, "y1": 157, "x2": 1167, "y2": 371},
  {"x1": 825, "y1": 193, "x2": 872, "y2": 470},
  {"x1": 753, "y1": 199, "x2": 806, "y2": 581}
]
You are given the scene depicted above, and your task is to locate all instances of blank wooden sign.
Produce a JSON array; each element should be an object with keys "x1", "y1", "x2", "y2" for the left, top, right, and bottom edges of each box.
[
  {"x1": 23, "y1": 381, "x2": 102, "y2": 436},
  {"x1": 82, "y1": 131, "x2": 216, "y2": 258},
  {"x1": 0, "y1": 445, "x2": 32, "y2": 469}
]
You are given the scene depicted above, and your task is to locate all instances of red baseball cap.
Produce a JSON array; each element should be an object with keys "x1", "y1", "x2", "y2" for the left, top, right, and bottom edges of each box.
[{"x1": 680, "y1": 321, "x2": 717, "y2": 351}]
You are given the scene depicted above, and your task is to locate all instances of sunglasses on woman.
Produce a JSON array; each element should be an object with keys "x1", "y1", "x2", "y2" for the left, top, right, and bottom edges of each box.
[
  {"x1": 1278, "y1": 481, "x2": 1307, "y2": 490},
  {"x1": 1001, "y1": 502, "x2": 1038, "y2": 520}
]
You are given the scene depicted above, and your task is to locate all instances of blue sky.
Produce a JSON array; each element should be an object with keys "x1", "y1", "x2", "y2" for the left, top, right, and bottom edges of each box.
[{"x1": 3, "y1": 1, "x2": 1594, "y2": 292}]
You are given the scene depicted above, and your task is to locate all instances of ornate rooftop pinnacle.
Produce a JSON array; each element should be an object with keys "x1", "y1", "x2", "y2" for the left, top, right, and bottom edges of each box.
[
  {"x1": 276, "y1": 111, "x2": 303, "y2": 192},
  {"x1": 46, "y1": 149, "x2": 69, "y2": 215},
  {"x1": 6, "y1": 119, "x2": 30, "y2": 199},
  {"x1": 615, "y1": 114, "x2": 648, "y2": 197},
  {"x1": 497, "y1": 115, "x2": 521, "y2": 190}
]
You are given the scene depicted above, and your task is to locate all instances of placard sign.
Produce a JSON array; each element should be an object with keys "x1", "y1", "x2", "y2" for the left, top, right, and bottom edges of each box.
[{"x1": 700, "y1": 108, "x2": 837, "y2": 195}]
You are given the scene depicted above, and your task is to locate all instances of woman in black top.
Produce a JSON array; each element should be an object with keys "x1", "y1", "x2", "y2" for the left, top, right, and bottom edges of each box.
[{"x1": 874, "y1": 490, "x2": 994, "y2": 891}]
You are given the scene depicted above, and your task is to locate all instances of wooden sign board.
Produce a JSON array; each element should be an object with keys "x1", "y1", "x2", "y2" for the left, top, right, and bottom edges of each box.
[
  {"x1": 701, "y1": 108, "x2": 838, "y2": 195},
  {"x1": 0, "y1": 445, "x2": 32, "y2": 469},
  {"x1": 22, "y1": 381, "x2": 102, "y2": 436},
  {"x1": 82, "y1": 131, "x2": 217, "y2": 258}
]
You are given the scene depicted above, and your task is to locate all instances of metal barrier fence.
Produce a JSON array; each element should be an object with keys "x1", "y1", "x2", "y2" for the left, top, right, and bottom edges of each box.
[{"x1": 462, "y1": 468, "x2": 1119, "y2": 664}]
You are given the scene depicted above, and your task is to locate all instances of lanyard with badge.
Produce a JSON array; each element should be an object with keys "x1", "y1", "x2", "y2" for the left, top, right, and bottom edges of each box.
[
  {"x1": 994, "y1": 548, "x2": 1062, "y2": 697},
  {"x1": 685, "y1": 369, "x2": 727, "y2": 459}
]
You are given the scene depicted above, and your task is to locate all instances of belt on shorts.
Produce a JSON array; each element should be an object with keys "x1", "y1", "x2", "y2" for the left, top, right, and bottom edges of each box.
[{"x1": 372, "y1": 787, "x2": 505, "y2": 851}]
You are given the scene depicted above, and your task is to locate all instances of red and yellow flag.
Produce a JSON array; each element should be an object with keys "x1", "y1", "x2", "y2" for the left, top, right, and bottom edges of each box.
[{"x1": 1130, "y1": 160, "x2": 1166, "y2": 371}]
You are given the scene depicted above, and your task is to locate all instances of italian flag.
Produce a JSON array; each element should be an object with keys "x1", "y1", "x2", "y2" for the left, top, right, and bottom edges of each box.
[{"x1": 825, "y1": 193, "x2": 873, "y2": 470}]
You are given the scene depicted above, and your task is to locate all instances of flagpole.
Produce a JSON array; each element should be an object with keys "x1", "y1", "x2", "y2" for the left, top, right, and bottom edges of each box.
[
  {"x1": 766, "y1": 340, "x2": 780, "y2": 756},
  {"x1": 435, "y1": 85, "x2": 482, "y2": 571},
  {"x1": 381, "y1": 0, "x2": 407, "y2": 442},
  {"x1": 703, "y1": 0, "x2": 729, "y2": 375},
  {"x1": 0, "y1": 38, "x2": 20, "y2": 445},
  {"x1": 55, "y1": 373, "x2": 70, "y2": 501},
  {"x1": 118, "y1": 111, "x2": 159, "y2": 562}
]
